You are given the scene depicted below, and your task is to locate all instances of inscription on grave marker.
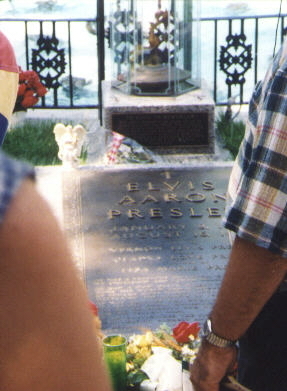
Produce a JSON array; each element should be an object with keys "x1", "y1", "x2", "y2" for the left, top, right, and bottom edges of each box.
[
  {"x1": 63, "y1": 167, "x2": 232, "y2": 335},
  {"x1": 112, "y1": 112, "x2": 209, "y2": 148}
]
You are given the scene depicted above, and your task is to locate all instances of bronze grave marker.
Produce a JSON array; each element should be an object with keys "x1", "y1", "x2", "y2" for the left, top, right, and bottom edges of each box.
[
  {"x1": 112, "y1": 112, "x2": 209, "y2": 149},
  {"x1": 63, "y1": 166, "x2": 232, "y2": 335}
]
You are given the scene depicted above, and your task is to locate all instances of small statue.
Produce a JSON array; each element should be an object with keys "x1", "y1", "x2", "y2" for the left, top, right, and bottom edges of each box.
[{"x1": 53, "y1": 123, "x2": 86, "y2": 168}]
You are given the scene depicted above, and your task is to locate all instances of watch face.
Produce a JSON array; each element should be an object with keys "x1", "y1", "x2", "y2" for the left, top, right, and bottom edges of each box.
[
  {"x1": 202, "y1": 319, "x2": 210, "y2": 337},
  {"x1": 202, "y1": 319, "x2": 236, "y2": 348}
]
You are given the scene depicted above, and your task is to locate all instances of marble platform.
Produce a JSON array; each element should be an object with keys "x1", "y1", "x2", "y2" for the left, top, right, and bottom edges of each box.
[{"x1": 102, "y1": 82, "x2": 215, "y2": 154}]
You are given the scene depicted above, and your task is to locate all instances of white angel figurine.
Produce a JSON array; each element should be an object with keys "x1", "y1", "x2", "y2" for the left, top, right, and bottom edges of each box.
[{"x1": 53, "y1": 123, "x2": 86, "y2": 168}]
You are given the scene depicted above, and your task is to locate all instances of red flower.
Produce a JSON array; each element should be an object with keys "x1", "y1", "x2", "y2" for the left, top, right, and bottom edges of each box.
[
  {"x1": 172, "y1": 321, "x2": 200, "y2": 343},
  {"x1": 89, "y1": 301, "x2": 99, "y2": 316},
  {"x1": 36, "y1": 84, "x2": 48, "y2": 97},
  {"x1": 17, "y1": 83, "x2": 27, "y2": 96},
  {"x1": 14, "y1": 68, "x2": 48, "y2": 112},
  {"x1": 21, "y1": 90, "x2": 39, "y2": 108},
  {"x1": 19, "y1": 70, "x2": 31, "y2": 82}
]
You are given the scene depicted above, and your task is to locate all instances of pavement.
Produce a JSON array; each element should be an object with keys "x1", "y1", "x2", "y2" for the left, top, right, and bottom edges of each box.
[{"x1": 35, "y1": 165, "x2": 64, "y2": 226}]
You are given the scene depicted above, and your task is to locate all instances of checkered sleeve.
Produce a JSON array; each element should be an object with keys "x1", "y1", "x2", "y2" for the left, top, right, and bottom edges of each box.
[
  {"x1": 0, "y1": 152, "x2": 35, "y2": 224},
  {"x1": 223, "y1": 44, "x2": 287, "y2": 257}
]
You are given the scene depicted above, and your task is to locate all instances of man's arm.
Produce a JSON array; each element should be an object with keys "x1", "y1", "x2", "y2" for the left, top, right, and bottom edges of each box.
[
  {"x1": 0, "y1": 179, "x2": 111, "y2": 391},
  {"x1": 190, "y1": 236, "x2": 287, "y2": 391}
]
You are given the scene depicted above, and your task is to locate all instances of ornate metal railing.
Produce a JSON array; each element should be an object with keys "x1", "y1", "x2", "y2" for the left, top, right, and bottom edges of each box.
[
  {"x1": 0, "y1": 12, "x2": 286, "y2": 114},
  {"x1": 201, "y1": 13, "x2": 287, "y2": 106},
  {"x1": 0, "y1": 17, "x2": 100, "y2": 110}
]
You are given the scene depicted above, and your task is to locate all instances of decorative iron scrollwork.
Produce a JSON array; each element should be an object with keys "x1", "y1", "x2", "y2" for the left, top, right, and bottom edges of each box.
[
  {"x1": 219, "y1": 33, "x2": 252, "y2": 86},
  {"x1": 31, "y1": 33, "x2": 66, "y2": 90}
]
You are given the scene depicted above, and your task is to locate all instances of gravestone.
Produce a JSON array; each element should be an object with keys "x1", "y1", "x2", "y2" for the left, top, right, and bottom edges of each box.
[{"x1": 63, "y1": 165, "x2": 232, "y2": 335}]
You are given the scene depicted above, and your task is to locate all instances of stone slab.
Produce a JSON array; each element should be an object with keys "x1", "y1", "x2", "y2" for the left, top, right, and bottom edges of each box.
[
  {"x1": 63, "y1": 166, "x2": 232, "y2": 335},
  {"x1": 102, "y1": 81, "x2": 215, "y2": 154}
]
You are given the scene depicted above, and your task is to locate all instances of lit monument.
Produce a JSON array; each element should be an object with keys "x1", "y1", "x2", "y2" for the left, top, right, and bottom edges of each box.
[
  {"x1": 108, "y1": 0, "x2": 201, "y2": 96},
  {"x1": 103, "y1": 0, "x2": 215, "y2": 154}
]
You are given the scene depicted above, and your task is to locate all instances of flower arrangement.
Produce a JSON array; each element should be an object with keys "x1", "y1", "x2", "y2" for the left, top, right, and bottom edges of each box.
[
  {"x1": 126, "y1": 321, "x2": 201, "y2": 390},
  {"x1": 14, "y1": 69, "x2": 48, "y2": 112},
  {"x1": 88, "y1": 308, "x2": 247, "y2": 391}
]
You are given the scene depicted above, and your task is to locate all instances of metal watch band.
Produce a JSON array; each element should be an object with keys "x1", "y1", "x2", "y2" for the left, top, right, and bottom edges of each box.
[
  {"x1": 204, "y1": 331, "x2": 235, "y2": 348},
  {"x1": 203, "y1": 319, "x2": 236, "y2": 348}
]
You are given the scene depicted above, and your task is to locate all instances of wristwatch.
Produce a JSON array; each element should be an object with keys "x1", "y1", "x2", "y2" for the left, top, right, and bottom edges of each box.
[{"x1": 202, "y1": 318, "x2": 236, "y2": 348}]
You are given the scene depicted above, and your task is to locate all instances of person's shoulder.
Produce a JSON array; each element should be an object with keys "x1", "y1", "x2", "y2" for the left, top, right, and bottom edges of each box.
[
  {"x1": 277, "y1": 37, "x2": 287, "y2": 70},
  {"x1": 0, "y1": 31, "x2": 19, "y2": 73},
  {"x1": 0, "y1": 150, "x2": 34, "y2": 180},
  {"x1": 0, "y1": 151, "x2": 35, "y2": 222}
]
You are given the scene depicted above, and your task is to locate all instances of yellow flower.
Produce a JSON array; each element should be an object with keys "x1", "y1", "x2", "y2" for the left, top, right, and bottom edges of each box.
[
  {"x1": 127, "y1": 343, "x2": 139, "y2": 355},
  {"x1": 188, "y1": 335, "x2": 195, "y2": 342},
  {"x1": 144, "y1": 331, "x2": 154, "y2": 345},
  {"x1": 136, "y1": 332, "x2": 153, "y2": 347},
  {"x1": 138, "y1": 346, "x2": 151, "y2": 359},
  {"x1": 135, "y1": 335, "x2": 147, "y2": 347},
  {"x1": 126, "y1": 362, "x2": 135, "y2": 371}
]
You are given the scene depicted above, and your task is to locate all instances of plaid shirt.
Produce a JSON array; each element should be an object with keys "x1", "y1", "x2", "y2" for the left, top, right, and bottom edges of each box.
[
  {"x1": 0, "y1": 151, "x2": 34, "y2": 223},
  {"x1": 223, "y1": 38, "x2": 287, "y2": 257}
]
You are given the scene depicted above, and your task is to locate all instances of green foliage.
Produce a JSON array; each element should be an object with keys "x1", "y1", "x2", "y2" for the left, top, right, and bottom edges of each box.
[
  {"x1": 127, "y1": 370, "x2": 149, "y2": 389},
  {"x1": 2, "y1": 119, "x2": 61, "y2": 166},
  {"x1": 154, "y1": 323, "x2": 172, "y2": 338},
  {"x1": 215, "y1": 112, "x2": 245, "y2": 159},
  {"x1": 2, "y1": 118, "x2": 87, "y2": 166},
  {"x1": 126, "y1": 353, "x2": 147, "y2": 369}
]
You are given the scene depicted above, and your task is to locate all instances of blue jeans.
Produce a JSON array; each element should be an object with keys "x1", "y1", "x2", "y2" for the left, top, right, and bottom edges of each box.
[{"x1": 238, "y1": 290, "x2": 287, "y2": 391}]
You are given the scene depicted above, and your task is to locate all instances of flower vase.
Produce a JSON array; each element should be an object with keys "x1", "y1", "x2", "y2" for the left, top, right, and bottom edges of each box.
[{"x1": 103, "y1": 335, "x2": 127, "y2": 391}]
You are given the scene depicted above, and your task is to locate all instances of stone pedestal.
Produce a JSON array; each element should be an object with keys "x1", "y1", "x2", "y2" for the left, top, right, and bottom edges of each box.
[{"x1": 102, "y1": 81, "x2": 215, "y2": 154}]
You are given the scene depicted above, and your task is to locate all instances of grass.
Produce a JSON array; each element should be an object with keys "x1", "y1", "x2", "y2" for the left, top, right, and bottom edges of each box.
[
  {"x1": 2, "y1": 118, "x2": 87, "y2": 166},
  {"x1": 3, "y1": 119, "x2": 61, "y2": 166},
  {"x1": 2, "y1": 113, "x2": 245, "y2": 165},
  {"x1": 215, "y1": 112, "x2": 245, "y2": 159}
]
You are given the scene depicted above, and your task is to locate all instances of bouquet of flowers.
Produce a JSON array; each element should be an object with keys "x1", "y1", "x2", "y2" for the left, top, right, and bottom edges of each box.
[
  {"x1": 106, "y1": 131, "x2": 163, "y2": 165},
  {"x1": 14, "y1": 69, "x2": 48, "y2": 112},
  {"x1": 126, "y1": 321, "x2": 201, "y2": 390}
]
